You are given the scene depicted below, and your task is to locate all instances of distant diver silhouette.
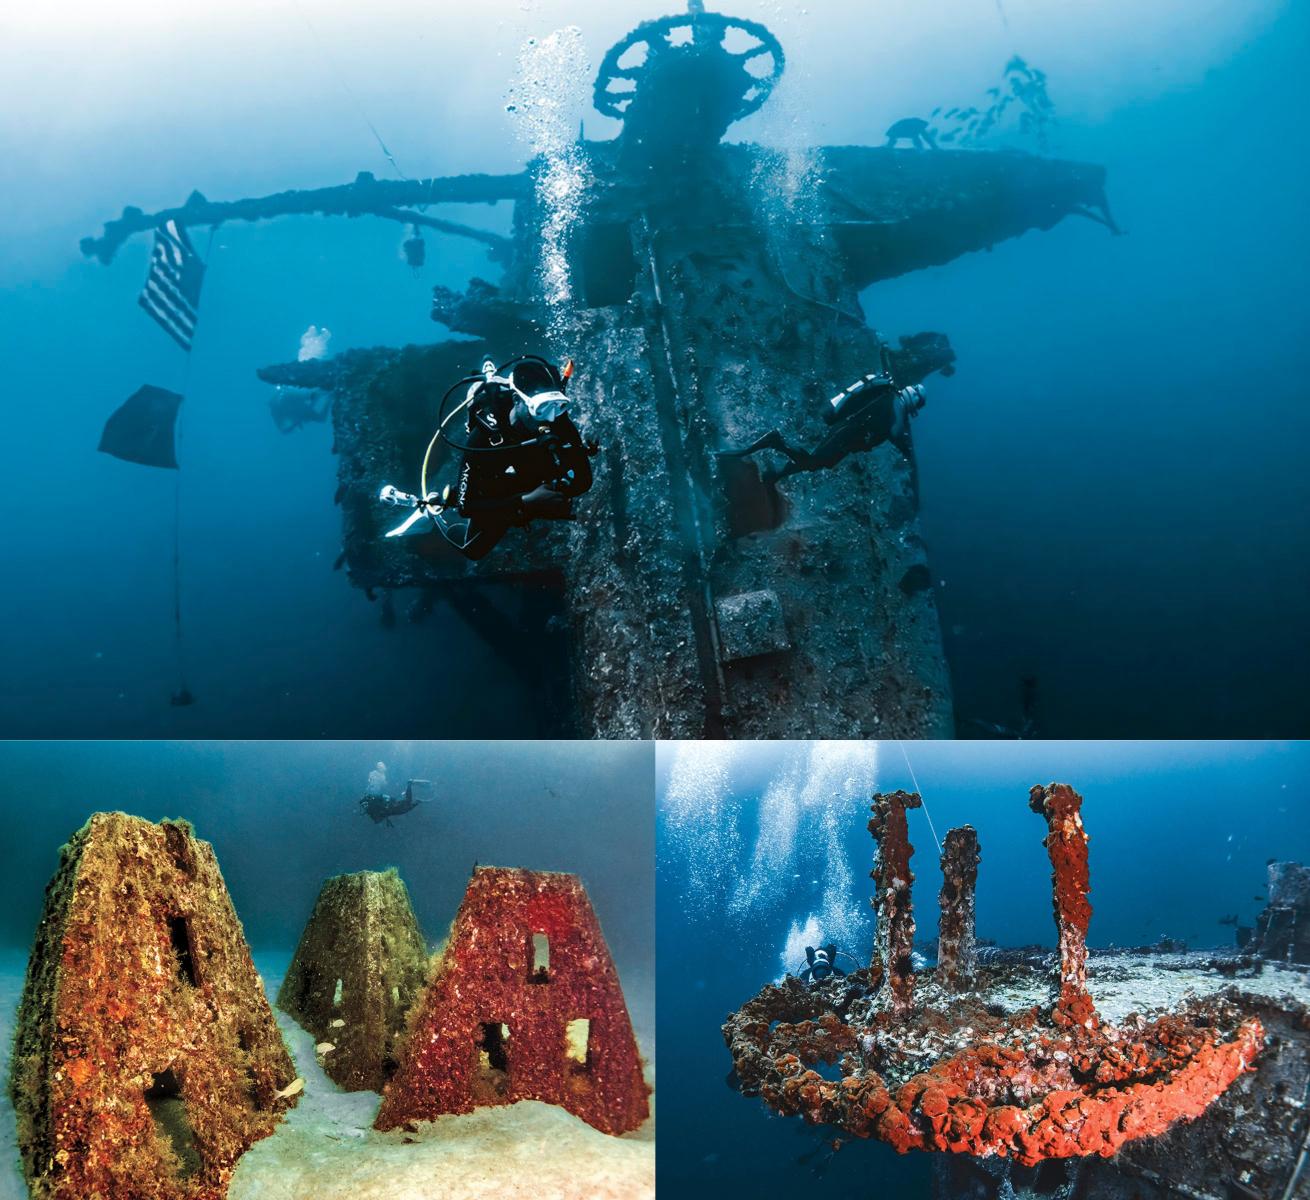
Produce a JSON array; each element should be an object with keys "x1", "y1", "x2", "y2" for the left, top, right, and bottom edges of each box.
[
  {"x1": 359, "y1": 779, "x2": 433, "y2": 827},
  {"x1": 799, "y1": 944, "x2": 852, "y2": 984},
  {"x1": 966, "y1": 675, "x2": 1039, "y2": 739},
  {"x1": 719, "y1": 365, "x2": 926, "y2": 485},
  {"x1": 885, "y1": 117, "x2": 938, "y2": 149}
]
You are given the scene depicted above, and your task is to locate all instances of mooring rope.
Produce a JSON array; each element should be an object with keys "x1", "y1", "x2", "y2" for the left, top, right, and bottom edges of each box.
[
  {"x1": 292, "y1": 0, "x2": 409, "y2": 180},
  {"x1": 897, "y1": 741, "x2": 943, "y2": 856}
]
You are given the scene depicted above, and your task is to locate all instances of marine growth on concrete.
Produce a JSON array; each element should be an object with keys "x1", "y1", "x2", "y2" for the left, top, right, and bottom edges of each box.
[
  {"x1": 9, "y1": 814, "x2": 298, "y2": 1200},
  {"x1": 376, "y1": 866, "x2": 650, "y2": 1136},
  {"x1": 278, "y1": 868, "x2": 429, "y2": 1092}
]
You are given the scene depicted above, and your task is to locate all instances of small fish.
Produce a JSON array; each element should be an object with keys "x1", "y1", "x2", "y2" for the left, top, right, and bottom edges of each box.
[
  {"x1": 274, "y1": 1077, "x2": 305, "y2": 1099},
  {"x1": 331, "y1": 1019, "x2": 346, "y2": 1029},
  {"x1": 316, "y1": 1042, "x2": 336, "y2": 1055}
]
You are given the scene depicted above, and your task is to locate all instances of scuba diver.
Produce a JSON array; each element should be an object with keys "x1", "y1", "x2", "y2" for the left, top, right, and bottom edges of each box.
[
  {"x1": 359, "y1": 766, "x2": 433, "y2": 828},
  {"x1": 378, "y1": 355, "x2": 598, "y2": 561},
  {"x1": 885, "y1": 116, "x2": 938, "y2": 149},
  {"x1": 717, "y1": 349, "x2": 927, "y2": 486},
  {"x1": 799, "y1": 944, "x2": 853, "y2": 984},
  {"x1": 965, "y1": 675, "x2": 1039, "y2": 739},
  {"x1": 268, "y1": 385, "x2": 330, "y2": 433}
]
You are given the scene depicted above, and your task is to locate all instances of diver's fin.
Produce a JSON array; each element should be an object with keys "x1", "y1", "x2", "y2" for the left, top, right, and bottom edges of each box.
[
  {"x1": 805, "y1": 946, "x2": 817, "y2": 965},
  {"x1": 406, "y1": 779, "x2": 434, "y2": 803},
  {"x1": 384, "y1": 508, "x2": 434, "y2": 539},
  {"x1": 379, "y1": 485, "x2": 445, "y2": 539},
  {"x1": 716, "y1": 430, "x2": 789, "y2": 459}
]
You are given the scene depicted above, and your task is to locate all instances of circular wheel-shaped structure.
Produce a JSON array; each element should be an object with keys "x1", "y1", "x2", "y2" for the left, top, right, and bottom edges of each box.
[
  {"x1": 594, "y1": 10, "x2": 784, "y2": 125},
  {"x1": 723, "y1": 976, "x2": 1265, "y2": 1167}
]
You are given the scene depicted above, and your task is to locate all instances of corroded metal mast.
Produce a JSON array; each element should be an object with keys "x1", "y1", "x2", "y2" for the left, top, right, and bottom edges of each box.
[
  {"x1": 869, "y1": 789, "x2": 922, "y2": 1011},
  {"x1": 937, "y1": 824, "x2": 980, "y2": 992},
  {"x1": 1029, "y1": 781, "x2": 1097, "y2": 1028}
]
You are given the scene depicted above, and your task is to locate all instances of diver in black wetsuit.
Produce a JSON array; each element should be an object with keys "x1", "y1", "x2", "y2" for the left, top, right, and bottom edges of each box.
[
  {"x1": 379, "y1": 356, "x2": 598, "y2": 561},
  {"x1": 268, "y1": 385, "x2": 330, "y2": 433},
  {"x1": 359, "y1": 778, "x2": 433, "y2": 827},
  {"x1": 717, "y1": 366, "x2": 926, "y2": 486},
  {"x1": 441, "y1": 358, "x2": 596, "y2": 560},
  {"x1": 800, "y1": 944, "x2": 846, "y2": 984}
]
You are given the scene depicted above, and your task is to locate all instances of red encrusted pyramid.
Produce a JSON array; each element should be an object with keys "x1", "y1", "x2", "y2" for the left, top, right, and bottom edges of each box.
[{"x1": 375, "y1": 866, "x2": 649, "y2": 1136}]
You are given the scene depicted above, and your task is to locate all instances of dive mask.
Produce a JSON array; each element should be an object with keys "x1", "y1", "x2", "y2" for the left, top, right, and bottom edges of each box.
[{"x1": 509, "y1": 360, "x2": 571, "y2": 424}]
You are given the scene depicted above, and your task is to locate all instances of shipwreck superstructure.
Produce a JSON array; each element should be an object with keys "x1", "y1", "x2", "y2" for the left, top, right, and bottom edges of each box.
[
  {"x1": 723, "y1": 787, "x2": 1310, "y2": 1198},
  {"x1": 83, "y1": 3, "x2": 1119, "y2": 737}
]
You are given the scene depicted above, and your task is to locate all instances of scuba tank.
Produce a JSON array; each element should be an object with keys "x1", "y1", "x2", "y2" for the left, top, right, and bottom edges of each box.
[
  {"x1": 823, "y1": 345, "x2": 899, "y2": 426},
  {"x1": 823, "y1": 371, "x2": 896, "y2": 425},
  {"x1": 375, "y1": 354, "x2": 583, "y2": 540}
]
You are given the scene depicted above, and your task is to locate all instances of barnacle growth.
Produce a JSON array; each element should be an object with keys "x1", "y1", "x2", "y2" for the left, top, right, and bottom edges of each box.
[
  {"x1": 936, "y1": 824, "x2": 980, "y2": 993},
  {"x1": 277, "y1": 868, "x2": 429, "y2": 1092},
  {"x1": 375, "y1": 866, "x2": 650, "y2": 1136},
  {"x1": 9, "y1": 814, "x2": 298, "y2": 1200}
]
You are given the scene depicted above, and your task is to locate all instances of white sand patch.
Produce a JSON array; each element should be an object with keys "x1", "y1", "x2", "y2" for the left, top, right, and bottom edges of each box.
[
  {"x1": 0, "y1": 951, "x2": 28, "y2": 1200},
  {"x1": 231, "y1": 955, "x2": 653, "y2": 1200},
  {"x1": 985, "y1": 952, "x2": 1310, "y2": 1025}
]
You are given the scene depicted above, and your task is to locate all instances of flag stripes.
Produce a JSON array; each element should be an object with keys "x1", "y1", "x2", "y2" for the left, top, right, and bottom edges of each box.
[{"x1": 138, "y1": 219, "x2": 205, "y2": 351}]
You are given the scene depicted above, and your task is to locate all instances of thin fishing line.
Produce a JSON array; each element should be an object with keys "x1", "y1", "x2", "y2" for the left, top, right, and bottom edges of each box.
[
  {"x1": 897, "y1": 741, "x2": 942, "y2": 856},
  {"x1": 170, "y1": 226, "x2": 217, "y2": 700},
  {"x1": 292, "y1": 0, "x2": 409, "y2": 180}
]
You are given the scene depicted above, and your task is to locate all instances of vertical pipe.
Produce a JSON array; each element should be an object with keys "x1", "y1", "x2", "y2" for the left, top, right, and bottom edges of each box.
[
  {"x1": 1029, "y1": 783, "x2": 1097, "y2": 1029},
  {"x1": 937, "y1": 825, "x2": 980, "y2": 992},
  {"x1": 869, "y1": 790, "x2": 921, "y2": 1012}
]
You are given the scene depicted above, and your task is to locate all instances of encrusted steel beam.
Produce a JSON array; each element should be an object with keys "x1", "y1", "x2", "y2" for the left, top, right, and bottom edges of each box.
[
  {"x1": 79, "y1": 170, "x2": 528, "y2": 263},
  {"x1": 869, "y1": 789, "x2": 922, "y2": 1011},
  {"x1": 937, "y1": 824, "x2": 980, "y2": 993},
  {"x1": 1029, "y1": 782, "x2": 1096, "y2": 1028}
]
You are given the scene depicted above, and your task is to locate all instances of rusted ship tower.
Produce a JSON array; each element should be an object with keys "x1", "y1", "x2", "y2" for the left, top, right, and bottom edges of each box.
[{"x1": 83, "y1": 4, "x2": 1118, "y2": 737}]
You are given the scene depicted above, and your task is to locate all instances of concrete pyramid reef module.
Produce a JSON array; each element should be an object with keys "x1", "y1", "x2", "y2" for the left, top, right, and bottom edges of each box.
[
  {"x1": 278, "y1": 868, "x2": 429, "y2": 1091},
  {"x1": 376, "y1": 867, "x2": 650, "y2": 1136},
  {"x1": 8, "y1": 813, "x2": 299, "y2": 1200}
]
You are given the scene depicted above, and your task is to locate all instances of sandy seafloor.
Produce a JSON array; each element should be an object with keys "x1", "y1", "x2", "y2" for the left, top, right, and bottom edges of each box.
[
  {"x1": 987, "y1": 951, "x2": 1310, "y2": 1023},
  {"x1": 0, "y1": 948, "x2": 655, "y2": 1200}
]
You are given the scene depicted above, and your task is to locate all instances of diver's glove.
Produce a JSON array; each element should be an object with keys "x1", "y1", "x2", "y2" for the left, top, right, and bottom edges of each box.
[
  {"x1": 378, "y1": 484, "x2": 444, "y2": 539},
  {"x1": 521, "y1": 485, "x2": 573, "y2": 521}
]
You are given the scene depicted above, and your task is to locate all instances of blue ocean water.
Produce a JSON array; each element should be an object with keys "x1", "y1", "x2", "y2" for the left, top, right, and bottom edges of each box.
[
  {"x1": 655, "y1": 740, "x2": 1310, "y2": 1198},
  {"x1": 0, "y1": 740, "x2": 654, "y2": 978},
  {"x1": 0, "y1": 739, "x2": 655, "y2": 1199},
  {"x1": 1, "y1": 0, "x2": 1305, "y2": 737}
]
